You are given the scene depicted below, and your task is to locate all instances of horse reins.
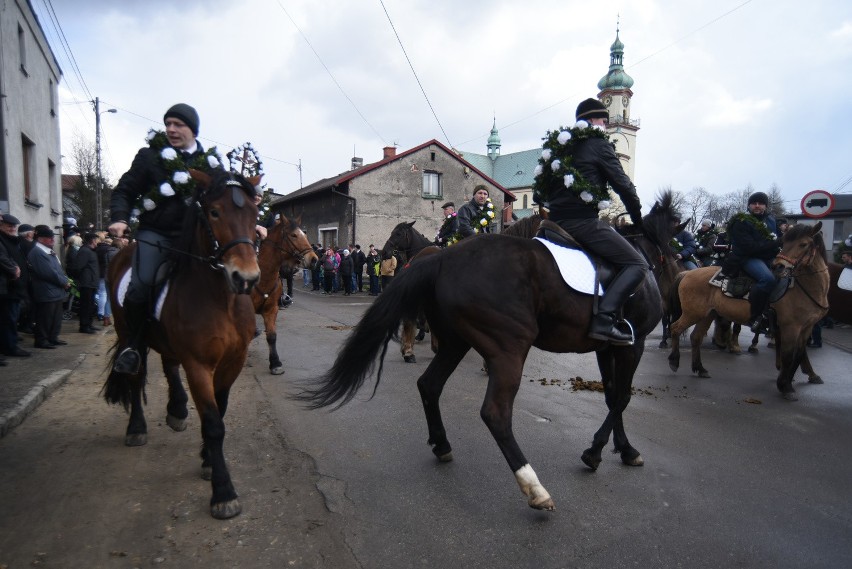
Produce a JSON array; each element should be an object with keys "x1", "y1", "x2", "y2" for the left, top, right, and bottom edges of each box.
[{"x1": 774, "y1": 241, "x2": 829, "y2": 310}]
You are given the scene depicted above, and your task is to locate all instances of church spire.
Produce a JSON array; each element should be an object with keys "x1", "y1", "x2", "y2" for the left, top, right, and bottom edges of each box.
[
  {"x1": 486, "y1": 115, "x2": 501, "y2": 160},
  {"x1": 597, "y1": 19, "x2": 634, "y2": 90}
]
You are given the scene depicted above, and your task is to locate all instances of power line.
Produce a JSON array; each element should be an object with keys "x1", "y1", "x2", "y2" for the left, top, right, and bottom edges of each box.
[
  {"x1": 273, "y1": 0, "x2": 386, "y2": 144},
  {"x1": 379, "y1": 0, "x2": 452, "y2": 148}
]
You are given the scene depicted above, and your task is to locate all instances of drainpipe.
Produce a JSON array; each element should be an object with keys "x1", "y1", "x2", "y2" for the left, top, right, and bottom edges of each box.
[{"x1": 331, "y1": 188, "x2": 356, "y2": 246}]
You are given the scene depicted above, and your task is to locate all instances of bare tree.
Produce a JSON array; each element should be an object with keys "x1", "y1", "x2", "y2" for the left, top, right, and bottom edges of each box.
[{"x1": 65, "y1": 134, "x2": 113, "y2": 230}]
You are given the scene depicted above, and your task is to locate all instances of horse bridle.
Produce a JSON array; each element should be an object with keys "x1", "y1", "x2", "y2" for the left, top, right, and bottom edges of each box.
[
  {"x1": 193, "y1": 179, "x2": 258, "y2": 271},
  {"x1": 260, "y1": 225, "x2": 313, "y2": 264},
  {"x1": 773, "y1": 238, "x2": 829, "y2": 310}
]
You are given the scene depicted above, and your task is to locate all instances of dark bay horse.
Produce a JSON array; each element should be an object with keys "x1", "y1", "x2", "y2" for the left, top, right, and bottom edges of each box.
[
  {"x1": 380, "y1": 221, "x2": 439, "y2": 362},
  {"x1": 668, "y1": 222, "x2": 829, "y2": 400},
  {"x1": 298, "y1": 216, "x2": 672, "y2": 511},
  {"x1": 104, "y1": 169, "x2": 260, "y2": 519},
  {"x1": 251, "y1": 214, "x2": 318, "y2": 374}
]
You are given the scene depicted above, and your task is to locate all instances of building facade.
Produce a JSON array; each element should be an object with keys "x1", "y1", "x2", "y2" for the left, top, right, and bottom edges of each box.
[
  {"x1": 0, "y1": 0, "x2": 63, "y2": 228},
  {"x1": 271, "y1": 141, "x2": 513, "y2": 250}
]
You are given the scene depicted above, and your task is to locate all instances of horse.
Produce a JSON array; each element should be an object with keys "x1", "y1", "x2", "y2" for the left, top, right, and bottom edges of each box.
[
  {"x1": 103, "y1": 169, "x2": 261, "y2": 519},
  {"x1": 667, "y1": 222, "x2": 829, "y2": 400},
  {"x1": 380, "y1": 221, "x2": 439, "y2": 363},
  {"x1": 251, "y1": 214, "x2": 318, "y2": 374},
  {"x1": 297, "y1": 208, "x2": 676, "y2": 511}
]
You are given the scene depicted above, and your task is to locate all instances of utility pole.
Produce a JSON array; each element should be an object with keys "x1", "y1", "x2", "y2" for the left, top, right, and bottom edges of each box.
[{"x1": 93, "y1": 97, "x2": 116, "y2": 229}]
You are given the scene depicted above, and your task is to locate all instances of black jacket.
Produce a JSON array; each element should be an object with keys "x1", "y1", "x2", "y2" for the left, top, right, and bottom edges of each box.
[
  {"x1": 110, "y1": 143, "x2": 212, "y2": 236},
  {"x1": 0, "y1": 232, "x2": 29, "y2": 299},
  {"x1": 457, "y1": 199, "x2": 491, "y2": 239},
  {"x1": 547, "y1": 136, "x2": 642, "y2": 222},
  {"x1": 71, "y1": 245, "x2": 99, "y2": 289},
  {"x1": 725, "y1": 213, "x2": 779, "y2": 270}
]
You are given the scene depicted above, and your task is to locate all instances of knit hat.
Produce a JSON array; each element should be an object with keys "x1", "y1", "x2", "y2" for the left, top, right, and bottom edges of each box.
[
  {"x1": 700, "y1": 219, "x2": 712, "y2": 227},
  {"x1": 164, "y1": 103, "x2": 200, "y2": 135},
  {"x1": 748, "y1": 192, "x2": 769, "y2": 205},
  {"x1": 34, "y1": 225, "x2": 55, "y2": 238},
  {"x1": 0, "y1": 214, "x2": 21, "y2": 225},
  {"x1": 342, "y1": 249, "x2": 350, "y2": 256},
  {"x1": 575, "y1": 98, "x2": 608, "y2": 121}
]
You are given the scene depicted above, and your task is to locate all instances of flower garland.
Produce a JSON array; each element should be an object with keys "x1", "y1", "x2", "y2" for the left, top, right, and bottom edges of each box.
[
  {"x1": 728, "y1": 212, "x2": 776, "y2": 241},
  {"x1": 669, "y1": 237, "x2": 697, "y2": 263},
  {"x1": 531, "y1": 120, "x2": 614, "y2": 210},
  {"x1": 472, "y1": 198, "x2": 496, "y2": 234},
  {"x1": 227, "y1": 142, "x2": 269, "y2": 220},
  {"x1": 133, "y1": 129, "x2": 223, "y2": 215},
  {"x1": 435, "y1": 212, "x2": 461, "y2": 246}
]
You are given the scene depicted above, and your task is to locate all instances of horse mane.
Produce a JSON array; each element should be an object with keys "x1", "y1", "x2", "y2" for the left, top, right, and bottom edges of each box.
[
  {"x1": 504, "y1": 215, "x2": 542, "y2": 238},
  {"x1": 784, "y1": 223, "x2": 828, "y2": 262},
  {"x1": 640, "y1": 190, "x2": 678, "y2": 256},
  {"x1": 169, "y1": 169, "x2": 256, "y2": 274}
]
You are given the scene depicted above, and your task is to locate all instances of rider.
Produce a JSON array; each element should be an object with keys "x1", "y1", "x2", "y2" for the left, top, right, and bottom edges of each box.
[
  {"x1": 541, "y1": 98, "x2": 647, "y2": 345},
  {"x1": 723, "y1": 191, "x2": 781, "y2": 333},
  {"x1": 435, "y1": 201, "x2": 460, "y2": 246},
  {"x1": 109, "y1": 103, "x2": 224, "y2": 374},
  {"x1": 693, "y1": 219, "x2": 719, "y2": 267},
  {"x1": 456, "y1": 186, "x2": 494, "y2": 239},
  {"x1": 671, "y1": 216, "x2": 698, "y2": 269}
]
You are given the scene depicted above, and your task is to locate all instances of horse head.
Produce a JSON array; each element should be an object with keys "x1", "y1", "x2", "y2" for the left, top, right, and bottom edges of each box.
[
  {"x1": 187, "y1": 169, "x2": 261, "y2": 294},
  {"x1": 773, "y1": 221, "x2": 825, "y2": 278},
  {"x1": 382, "y1": 221, "x2": 417, "y2": 261},
  {"x1": 268, "y1": 213, "x2": 320, "y2": 271}
]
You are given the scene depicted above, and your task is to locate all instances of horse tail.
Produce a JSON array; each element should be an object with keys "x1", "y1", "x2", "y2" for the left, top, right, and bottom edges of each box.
[
  {"x1": 669, "y1": 271, "x2": 687, "y2": 323},
  {"x1": 295, "y1": 255, "x2": 439, "y2": 410}
]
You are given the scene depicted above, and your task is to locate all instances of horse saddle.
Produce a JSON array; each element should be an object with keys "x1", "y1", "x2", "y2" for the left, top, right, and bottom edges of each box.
[
  {"x1": 708, "y1": 267, "x2": 790, "y2": 302},
  {"x1": 116, "y1": 267, "x2": 171, "y2": 321},
  {"x1": 534, "y1": 220, "x2": 615, "y2": 295}
]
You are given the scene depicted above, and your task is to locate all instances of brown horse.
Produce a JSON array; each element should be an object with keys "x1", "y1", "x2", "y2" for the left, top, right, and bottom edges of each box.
[
  {"x1": 251, "y1": 214, "x2": 318, "y2": 374},
  {"x1": 668, "y1": 222, "x2": 829, "y2": 400},
  {"x1": 298, "y1": 207, "x2": 676, "y2": 511},
  {"x1": 380, "y1": 221, "x2": 439, "y2": 362},
  {"x1": 103, "y1": 169, "x2": 261, "y2": 519}
]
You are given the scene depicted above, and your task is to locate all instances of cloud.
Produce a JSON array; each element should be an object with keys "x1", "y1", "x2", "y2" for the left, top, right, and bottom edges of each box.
[{"x1": 701, "y1": 92, "x2": 773, "y2": 128}]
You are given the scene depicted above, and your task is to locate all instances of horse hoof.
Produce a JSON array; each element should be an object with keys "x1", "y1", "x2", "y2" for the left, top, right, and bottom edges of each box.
[
  {"x1": 404, "y1": 355, "x2": 416, "y2": 363},
  {"x1": 808, "y1": 375, "x2": 824, "y2": 385},
  {"x1": 668, "y1": 362, "x2": 679, "y2": 373},
  {"x1": 211, "y1": 499, "x2": 242, "y2": 519},
  {"x1": 698, "y1": 370, "x2": 711, "y2": 378},
  {"x1": 125, "y1": 433, "x2": 147, "y2": 446},
  {"x1": 782, "y1": 392, "x2": 799, "y2": 402},
  {"x1": 201, "y1": 466, "x2": 213, "y2": 481},
  {"x1": 747, "y1": 346, "x2": 758, "y2": 354},
  {"x1": 622, "y1": 454, "x2": 644, "y2": 467},
  {"x1": 581, "y1": 451, "x2": 601, "y2": 471},
  {"x1": 658, "y1": 340, "x2": 668, "y2": 349},
  {"x1": 437, "y1": 452, "x2": 453, "y2": 463},
  {"x1": 415, "y1": 331, "x2": 426, "y2": 341},
  {"x1": 529, "y1": 496, "x2": 556, "y2": 511},
  {"x1": 166, "y1": 414, "x2": 187, "y2": 432},
  {"x1": 270, "y1": 366, "x2": 285, "y2": 375}
]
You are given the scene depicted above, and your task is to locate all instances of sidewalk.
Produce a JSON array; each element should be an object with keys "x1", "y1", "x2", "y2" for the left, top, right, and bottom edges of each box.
[{"x1": 0, "y1": 318, "x2": 114, "y2": 438}]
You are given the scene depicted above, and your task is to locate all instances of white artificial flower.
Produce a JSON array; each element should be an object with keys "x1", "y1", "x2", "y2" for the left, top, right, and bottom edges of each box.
[
  {"x1": 207, "y1": 155, "x2": 220, "y2": 168},
  {"x1": 487, "y1": 211, "x2": 495, "y2": 219},
  {"x1": 145, "y1": 129, "x2": 157, "y2": 143},
  {"x1": 131, "y1": 208, "x2": 141, "y2": 217},
  {"x1": 550, "y1": 159, "x2": 561, "y2": 172},
  {"x1": 173, "y1": 171, "x2": 190, "y2": 185},
  {"x1": 598, "y1": 200, "x2": 612, "y2": 210},
  {"x1": 479, "y1": 218, "x2": 488, "y2": 227},
  {"x1": 143, "y1": 199, "x2": 156, "y2": 211},
  {"x1": 563, "y1": 174, "x2": 575, "y2": 188},
  {"x1": 592, "y1": 124, "x2": 606, "y2": 132},
  {"x1": 579, "y1": 191, "x2": 593, "y2": 203},
  {"x1": 557, "y1": 130, "x2": 572, "y2": 145},
  {"x1": 161, "y1": 147, "x2": 178, "y2": 161},
  {"x1": 159, "y1": 182, "x2": 176, "y2": 197},
  {"x1": 487, "y1": 201, "x2": 494, "y2": 209},
  {"x1": 533, "y1": 164, "x2": 543, "y2": 177},
  {"x1": 575, "y1": 120, "x2": 589, "y2": 129},
  {"x1": 541, "y1": 149, "x2": 552, "y2": 161}
]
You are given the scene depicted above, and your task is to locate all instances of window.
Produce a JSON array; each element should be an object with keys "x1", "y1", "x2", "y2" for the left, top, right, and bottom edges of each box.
[
  {"x1": 523, "y1": 194, "x2": 528, "y2": 209},
  {"x1": 422, "y1": 171, "x2": 442, "y2": 198},
  {"x1": 22, "y1": 135, "x2": 35, "y2": 202},
  {"x1": 49, "y1": 80, "x2": 57, "y2": 116},
  {"x1": 18, "y1": 24, "x2": 28, "y2": 75}
]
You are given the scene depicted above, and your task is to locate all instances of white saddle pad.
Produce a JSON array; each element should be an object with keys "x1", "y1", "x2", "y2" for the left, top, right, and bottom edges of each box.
[
  {"x1": 533, "y1": 237, "x2": 603, "y2": 295},
  {"x1": 839, "y1": 267, "x2": 852, "y2": 292},
  {"x1": 116, "y1": 268, "x2": 169, "y2": 321}
]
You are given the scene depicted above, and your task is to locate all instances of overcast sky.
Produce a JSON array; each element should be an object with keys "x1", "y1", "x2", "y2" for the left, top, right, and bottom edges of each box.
[{"x1": 41, "y1": 0, "x2": 852, "y2": 214}]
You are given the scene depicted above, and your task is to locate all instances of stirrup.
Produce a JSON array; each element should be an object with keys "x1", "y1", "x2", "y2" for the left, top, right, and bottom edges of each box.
[{"x1": 114, "y1": 347, "x2": 142, "y2": 375}]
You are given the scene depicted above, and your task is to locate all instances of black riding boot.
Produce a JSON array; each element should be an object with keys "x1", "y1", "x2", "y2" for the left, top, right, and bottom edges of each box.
[
  {"x1": 113, "y1": 301, "x2": 149, "y2": 374},
  {"x1": 588, "y1": 265, "x2": 646, "y2": 346},
  {"x1": 747, "y1": 288, "x2": 771, "y2": 333}
]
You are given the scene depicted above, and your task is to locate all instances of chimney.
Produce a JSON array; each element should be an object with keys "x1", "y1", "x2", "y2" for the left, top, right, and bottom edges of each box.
[
  {"x1": 351, "y1": 157, "x2": 363, "y2": 170},
  {"x1": 383, "y1": 146, "x2": 396, "y2": 160}
]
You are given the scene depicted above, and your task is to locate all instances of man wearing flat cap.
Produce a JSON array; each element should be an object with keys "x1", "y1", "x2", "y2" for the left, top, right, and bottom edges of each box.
[
  {"x1": 436, "y1": 201, "x2": 459, "y2": 246},
  {"x1": 27, "y1": 225, "x2": 71, "y2": 349},
  {"x1": 108, "y1": 103, "x2": 224, "y2": 374}
]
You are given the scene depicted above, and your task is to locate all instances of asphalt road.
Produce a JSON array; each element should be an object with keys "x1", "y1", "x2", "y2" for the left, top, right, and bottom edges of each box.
[{"x1": 1, "y1": 286, "x2": 850, "y2": 568}]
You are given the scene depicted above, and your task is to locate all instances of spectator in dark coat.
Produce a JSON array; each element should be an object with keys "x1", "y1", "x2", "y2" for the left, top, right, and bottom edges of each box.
[
  {"x1": 1, "y1": 214, "x2": 31, "y2": 357},
  {"x1": 71, "y1": 233, "x2": 100, "y2": 334},
  {"x1": 339, "y1": 249, "x2": 354, "y2": 295},
  {"x1": 27, "y1": 225, "x2": 71, "y2": 348},
  {"x1": 352, "y1": 244, "x2": 367, "y2": 292}
]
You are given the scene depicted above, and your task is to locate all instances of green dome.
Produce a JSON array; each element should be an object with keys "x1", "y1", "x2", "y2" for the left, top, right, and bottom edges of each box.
[
  {"x1": 597, "y1": 31, "x2": 634, "y2": 90},
  {"x1": 487, "y1": 121, "x2": 501, "y2": 147}
]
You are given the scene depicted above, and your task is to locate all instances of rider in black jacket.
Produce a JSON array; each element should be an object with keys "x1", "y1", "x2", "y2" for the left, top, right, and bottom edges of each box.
[{"x1": 544, "y1": 98, "x2": 648, "y2": 345}]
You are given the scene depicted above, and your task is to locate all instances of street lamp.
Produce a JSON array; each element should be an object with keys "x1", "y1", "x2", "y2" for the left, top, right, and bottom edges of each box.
[{"x1": 93, "y1": 97, "x2": 116, "y2": 229}]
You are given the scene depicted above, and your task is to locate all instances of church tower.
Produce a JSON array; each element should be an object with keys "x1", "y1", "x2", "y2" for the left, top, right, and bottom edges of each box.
[
  {"x1": 597, "y1": 24, "x2": 639, "y2": 181},
  {"x1": 486, "y1": 117, "x2": 501, "y2": 161}
]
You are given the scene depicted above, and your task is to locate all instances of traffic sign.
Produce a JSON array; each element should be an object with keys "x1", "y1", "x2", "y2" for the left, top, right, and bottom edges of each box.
[{"x1": 800, "y1": 190, "x2": 835, "y2": 218}]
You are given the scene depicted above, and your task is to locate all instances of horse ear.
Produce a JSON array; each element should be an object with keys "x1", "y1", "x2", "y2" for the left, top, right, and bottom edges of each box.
[
  {"x1": 812, "y1": 221, "x2": 822, "y2": 234},
  {"x1": 189, "y1": 168, "x2": 211, "y2": 188},
  {"x1": 675, "y1": 221, "x2": 689, "y2": 234},
  {"x1": 294, "y1": 214, "x2": 303, "y2": 227},
  {"x1": 408, "y1": 221, "x2": 416, "y2": 227}
]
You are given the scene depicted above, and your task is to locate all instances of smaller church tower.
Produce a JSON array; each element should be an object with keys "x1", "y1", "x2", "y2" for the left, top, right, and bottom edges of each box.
[
  {"x1": 486, "y1": 117, "x2": 501, "y2": 161},
  {"x1": 597, "y1": 23, "x2": 640, "y2": 181}
]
